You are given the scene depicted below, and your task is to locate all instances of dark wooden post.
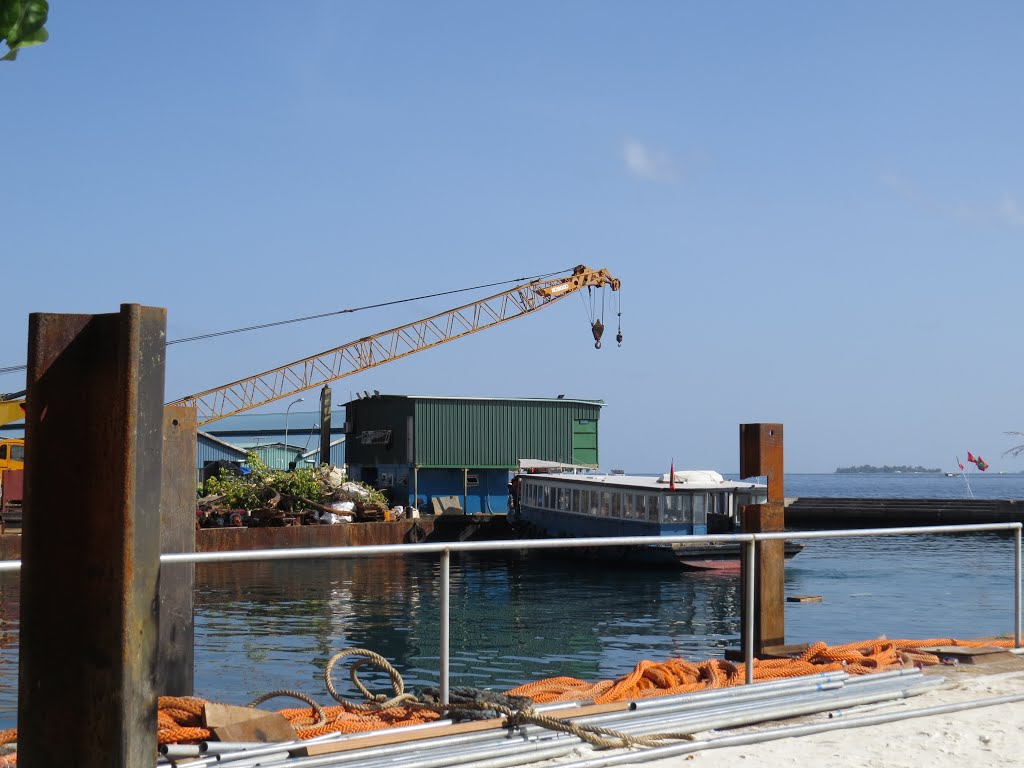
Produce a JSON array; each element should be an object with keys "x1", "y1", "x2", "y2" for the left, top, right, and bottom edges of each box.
[
  {"x1": 158, "y1": 405, "x2": 197, "y2": 695},
  {"x1": 739, "y1": 423, "x2": 786, "y2": 654},
  {"x1": 320, "y1": 385, "x2": 332, "y2": 466},
  {"x1": 19, "y1": 305, "x2": 165, "y2": 767}
]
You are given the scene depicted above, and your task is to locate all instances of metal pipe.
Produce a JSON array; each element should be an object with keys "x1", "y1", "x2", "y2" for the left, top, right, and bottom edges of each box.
[
  {"x1": 627, "y1": 671, "x2": 850, "y2": 711},
  {"x1": 744, "y1": 537, "x2": 755, "y2": 684},
  {"x1": 583, "y1": 680, "x2": 849, "y2": 725},
  {"x1": 583, "y1": 680, "x2": 911, "y2": 734},
  {"x1": 581, "y1": 682, "x2": 850, "y2": 732},
  {"x1": 159, "y1": 743, "x2": 202, "y2": 758},
  {"x1": 214, "y1": 749, "x2": 291, "y2": 767},
  {"x1": 750, "y1": 522, "x2": 1022, "y2": 541},
  {"x1": 261, "y1": 738, "x2": 578, "y2": 768},
  {"x1": 618, "y1": 680, "x2": 944, "y2": 738},
  {"x1": 268, "y1": 677, "x2": 939, "y2": 768},
  {"x1": 550, "y1": 691, "x2": 1024, "y2": 768},
  {"x1": 440, "y1": 547, "x2": 451, "y2": 704},
  {"x1": 1016, "y1": 525, "x2": 1022, "y2": 648}
]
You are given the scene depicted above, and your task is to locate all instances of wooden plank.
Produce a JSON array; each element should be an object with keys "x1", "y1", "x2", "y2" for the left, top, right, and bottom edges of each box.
[
  {"x1": 204, "y1": 702, "x2": 277, "y2": 728},
  {"x1": 212, "y1": 713, "x2": 297, "y2": 743},
  {"x1": 291, "y1": 701, "x2": 630, "y2": 757}
]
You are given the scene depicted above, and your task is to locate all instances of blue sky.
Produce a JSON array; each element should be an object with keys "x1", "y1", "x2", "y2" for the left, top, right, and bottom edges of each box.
[{"x1": 3, "y1": 2, "x2": 1022, "y2": 473}]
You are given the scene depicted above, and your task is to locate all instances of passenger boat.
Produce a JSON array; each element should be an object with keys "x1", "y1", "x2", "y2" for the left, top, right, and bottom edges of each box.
[{"x1": 510, "y1": 468, "x2": 803, "y2": 571}]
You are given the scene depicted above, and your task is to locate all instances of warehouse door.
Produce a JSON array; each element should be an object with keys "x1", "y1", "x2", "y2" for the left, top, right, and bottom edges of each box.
[{"x1": 572, "y1": 419, "x2": 598, "y2": 466}]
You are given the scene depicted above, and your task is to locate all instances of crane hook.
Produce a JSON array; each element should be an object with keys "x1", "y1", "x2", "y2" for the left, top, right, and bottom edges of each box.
[
  {"x1": 616, "y1": 330, "x2": 623, "y2": 347},
  {"x1": 591, "y1": 320, "x2": 604, "y2": 350}
]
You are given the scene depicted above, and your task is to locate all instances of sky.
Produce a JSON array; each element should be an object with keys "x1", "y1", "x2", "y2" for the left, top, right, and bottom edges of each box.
[{"x1": 2, "y1": 2, "x2": 1022, "y2": 473}]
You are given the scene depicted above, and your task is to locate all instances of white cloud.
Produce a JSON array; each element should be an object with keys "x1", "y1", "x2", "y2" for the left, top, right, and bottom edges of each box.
[{"x1": 623, "y1": 140, "x2": 677, "y2": 182}]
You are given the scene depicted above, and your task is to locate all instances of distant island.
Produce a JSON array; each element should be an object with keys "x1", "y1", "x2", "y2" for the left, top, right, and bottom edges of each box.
[{"x1": 835, "y1": 465, "x2": 941, "y2": 474}]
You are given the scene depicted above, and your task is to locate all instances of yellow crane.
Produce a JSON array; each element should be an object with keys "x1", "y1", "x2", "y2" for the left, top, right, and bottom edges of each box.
[
  {"x1": 170, "y1": 265, "x2": 621, "y2": 425},
  {"x1": 0, "y1": 393, "x2": 25, "y2": 428}
]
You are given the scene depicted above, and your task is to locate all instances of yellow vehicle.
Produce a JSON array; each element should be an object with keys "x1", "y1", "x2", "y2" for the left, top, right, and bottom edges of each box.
[
  {"x1": 0, "y1": 439, "x2": 24, "y2": 472},
  {"x1": 0, "y1": 392, "x2": 25, "y2": 473}
]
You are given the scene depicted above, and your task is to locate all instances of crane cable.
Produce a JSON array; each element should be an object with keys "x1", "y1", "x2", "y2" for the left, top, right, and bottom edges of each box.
[{"x1": 0, "y1": 267, "x2": 576, "y2": 376}]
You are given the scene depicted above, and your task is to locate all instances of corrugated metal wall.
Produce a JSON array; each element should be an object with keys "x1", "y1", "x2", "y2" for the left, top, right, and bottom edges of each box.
[
  {"x1": 197, "y1": 434, "x2": 246, "y2": 467},
  {"x1": 415, "y1": 398, "x2": 602, "y2": 468},
  {"x1": 344, "y1": 396, "x2": 602, "y2": 469}
]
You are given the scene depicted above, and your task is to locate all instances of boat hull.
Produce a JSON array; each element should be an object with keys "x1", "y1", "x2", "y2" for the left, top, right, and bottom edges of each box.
[{"x1": 514, "y1": 506, "x2": 804, "y2": 571}]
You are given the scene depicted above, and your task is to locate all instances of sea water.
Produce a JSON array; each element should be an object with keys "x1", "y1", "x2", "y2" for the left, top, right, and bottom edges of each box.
[{"x1": 0, "y1": 472, "x2": 1018, "y2": 727}]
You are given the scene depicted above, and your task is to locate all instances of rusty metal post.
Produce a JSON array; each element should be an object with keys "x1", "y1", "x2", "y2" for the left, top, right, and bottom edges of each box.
[
  {"x1": 739, "y1": 423, "x2": 786, "y2": 654},
  {"x1": 158, "y1": 405, "x2": 197, "y2": 696},
  {"x1": 320, "y1": 385, "x2": 332, "y2": 467},
  {"x1": 19, "y1": 305, "x2": 166, "y2": 767}
]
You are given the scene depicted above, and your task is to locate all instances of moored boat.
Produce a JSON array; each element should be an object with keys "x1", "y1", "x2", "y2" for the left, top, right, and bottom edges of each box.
[{"x1": 510, "y1": 468, "x2": 803, "y2": 570}]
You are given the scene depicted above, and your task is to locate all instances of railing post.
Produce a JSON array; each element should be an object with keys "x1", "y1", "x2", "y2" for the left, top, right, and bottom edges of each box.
[
  {"x1": 744, "y1": 537, "x2": 756, "y2": 684},
  {"x1": 440, "y1": 547, "x2": 451, "y2": 703},
  {"x1": 1015, "y1": 525, "x2": 1021, "y2": 648}
]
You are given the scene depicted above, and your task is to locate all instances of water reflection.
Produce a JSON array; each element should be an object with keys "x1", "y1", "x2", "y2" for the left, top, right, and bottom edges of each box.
[
  {"x1": 0, "y1": 532, "x2": 1016, "y2": 730},
  {"x1": 193, "y1": 552, "x2": 745, "y2": 706}
]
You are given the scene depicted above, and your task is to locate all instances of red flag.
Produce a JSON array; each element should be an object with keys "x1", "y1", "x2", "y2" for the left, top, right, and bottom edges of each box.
[
  {"x1": 669, "y1": 459, "x2": 676, "y2": 491},
  {"x1": 957, "y1": 456, "x2": 964, "y2": 470},
  {"x1": 967, "y1": 452, "x2": 989, "y2": 471}
]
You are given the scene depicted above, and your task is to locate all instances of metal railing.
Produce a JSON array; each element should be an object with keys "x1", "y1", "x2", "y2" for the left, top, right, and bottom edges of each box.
[{"x1": 0, "y1": 522, "x2": 1019, "y2": 701}]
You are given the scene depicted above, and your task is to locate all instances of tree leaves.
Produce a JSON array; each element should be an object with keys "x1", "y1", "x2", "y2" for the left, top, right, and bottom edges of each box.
[{"x1": 1, "y1": 0, "x2": 49, "y2": 61}]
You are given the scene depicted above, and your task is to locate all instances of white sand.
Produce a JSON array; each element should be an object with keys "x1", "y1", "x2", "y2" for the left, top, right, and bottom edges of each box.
[
  {"x1": 548, "y1": 666, "x2": 1024, "y2": 768},
  {"x1": 680, "y1": 668, "x2": 1024, "y2": 768}
]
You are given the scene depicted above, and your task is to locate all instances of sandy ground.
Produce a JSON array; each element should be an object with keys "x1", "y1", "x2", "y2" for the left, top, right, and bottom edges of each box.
[
  {"x1": 548, "y1": 662, "x2": 1024, "y2": 768},
  {"x1": 681, "y1": 667, "x2": 1024, "y2": 768}
]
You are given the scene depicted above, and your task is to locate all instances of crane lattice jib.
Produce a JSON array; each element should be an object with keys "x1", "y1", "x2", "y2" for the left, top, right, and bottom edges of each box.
[{"x1": 170, "y1": 265, "x2": 619, "y2": 425}]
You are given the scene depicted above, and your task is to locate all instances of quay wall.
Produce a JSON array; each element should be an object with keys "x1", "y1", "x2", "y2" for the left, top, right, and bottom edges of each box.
[{"x1": 784, "y1": 497, "x2": 1024, "y2": 528}]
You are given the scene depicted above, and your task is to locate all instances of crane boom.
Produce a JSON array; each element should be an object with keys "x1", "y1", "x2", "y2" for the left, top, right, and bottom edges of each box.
[{"x1": 171, "y1": 265, "x2": 620, "y2": 425}]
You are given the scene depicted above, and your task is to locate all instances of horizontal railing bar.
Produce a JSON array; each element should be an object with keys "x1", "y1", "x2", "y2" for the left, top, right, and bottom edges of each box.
[{"x1": 0, "y1": 522, "x2": 1017, "y2": 572}]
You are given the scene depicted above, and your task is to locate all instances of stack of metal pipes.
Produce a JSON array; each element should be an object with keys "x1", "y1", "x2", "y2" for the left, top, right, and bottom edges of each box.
[{"x1": 156, "y1": 669, "x2": 946, "y2": 768}]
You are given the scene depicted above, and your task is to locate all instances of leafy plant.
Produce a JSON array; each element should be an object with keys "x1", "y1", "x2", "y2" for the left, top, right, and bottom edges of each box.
[
  {"x1": 1, "y1": 0, "x2": 49, "y2": 61},
  {"x1": 204, "y1": 451, "x2": 388, "y2": 514}
]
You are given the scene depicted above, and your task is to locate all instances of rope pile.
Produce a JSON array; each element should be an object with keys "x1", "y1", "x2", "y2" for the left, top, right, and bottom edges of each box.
[{"x1": 0, "y1": 637, "x2": 1014, "y2": 761}]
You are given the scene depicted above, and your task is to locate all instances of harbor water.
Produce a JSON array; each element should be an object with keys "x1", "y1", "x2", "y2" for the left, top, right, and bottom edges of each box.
[{"x1": 0, "y1": 472, "x2": 1019, "y2": 728}]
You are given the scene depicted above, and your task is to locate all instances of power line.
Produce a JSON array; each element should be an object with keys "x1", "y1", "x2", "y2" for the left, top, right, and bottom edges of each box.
[{"x1": 0, "y1": 267, "x2": 573, "y2": 377}]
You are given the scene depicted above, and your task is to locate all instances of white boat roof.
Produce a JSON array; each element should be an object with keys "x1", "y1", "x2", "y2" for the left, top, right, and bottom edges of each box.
[
  {"x1": 518, "y1": 459, "x2": 597, "y2": 471},
  {"x1": 519, "y1": 470, "x2": 765, "y2": 492}
]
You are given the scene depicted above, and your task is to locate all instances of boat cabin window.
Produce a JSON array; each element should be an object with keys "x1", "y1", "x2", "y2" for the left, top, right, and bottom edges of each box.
[
  {"x1": 663, "y1": 494, "x2": 690, "y2": 524},
  {"x1": 643, "y1": 495, "x2": 660, "y2": 522},
  {"x1": 610, "y1": 493, "x2": 621, "y2": 518},
  {"x1": 692, "y1": 493, "x2": 707, "y2": 525},
  {"x1": 622, "y1": 494, "x2": 633, "y2": 519},
  {"x1": 572, "y1": 489, "x2": 580, "y2": 511}
]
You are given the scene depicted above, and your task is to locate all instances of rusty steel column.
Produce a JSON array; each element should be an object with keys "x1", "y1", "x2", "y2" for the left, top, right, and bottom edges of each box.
[
  {"x1": 739, "y1": 423, "x2": 786, "y2": 654},
  {"x1": 158, "y1": 405, "x2": 197, "y2": 696},
  {"x1": 19, "y1": 304, "x2": 166, "y2": 767}
]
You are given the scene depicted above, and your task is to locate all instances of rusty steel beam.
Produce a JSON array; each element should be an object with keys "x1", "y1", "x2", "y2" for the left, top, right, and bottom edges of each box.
[
  {"x1": 739, "y1": 423, "x2": 786, "y2": 654},
  {"x1": 19, "y1": 305, "x2": 166, "y2": 767},
  {"x1": 158, "y1": 405, "x2": 197, "y2": 696}
]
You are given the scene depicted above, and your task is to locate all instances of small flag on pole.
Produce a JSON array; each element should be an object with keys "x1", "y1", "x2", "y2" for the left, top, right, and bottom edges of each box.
[
  {"x1": 669, "y1": 459, "x2": 676, "y2": 491},
  {"x1": 967, "y1": 452, "x2": 989, "y2": 471},
  {"x1": 957, "y1": 456, "x2": 965, "y2": 470}
]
